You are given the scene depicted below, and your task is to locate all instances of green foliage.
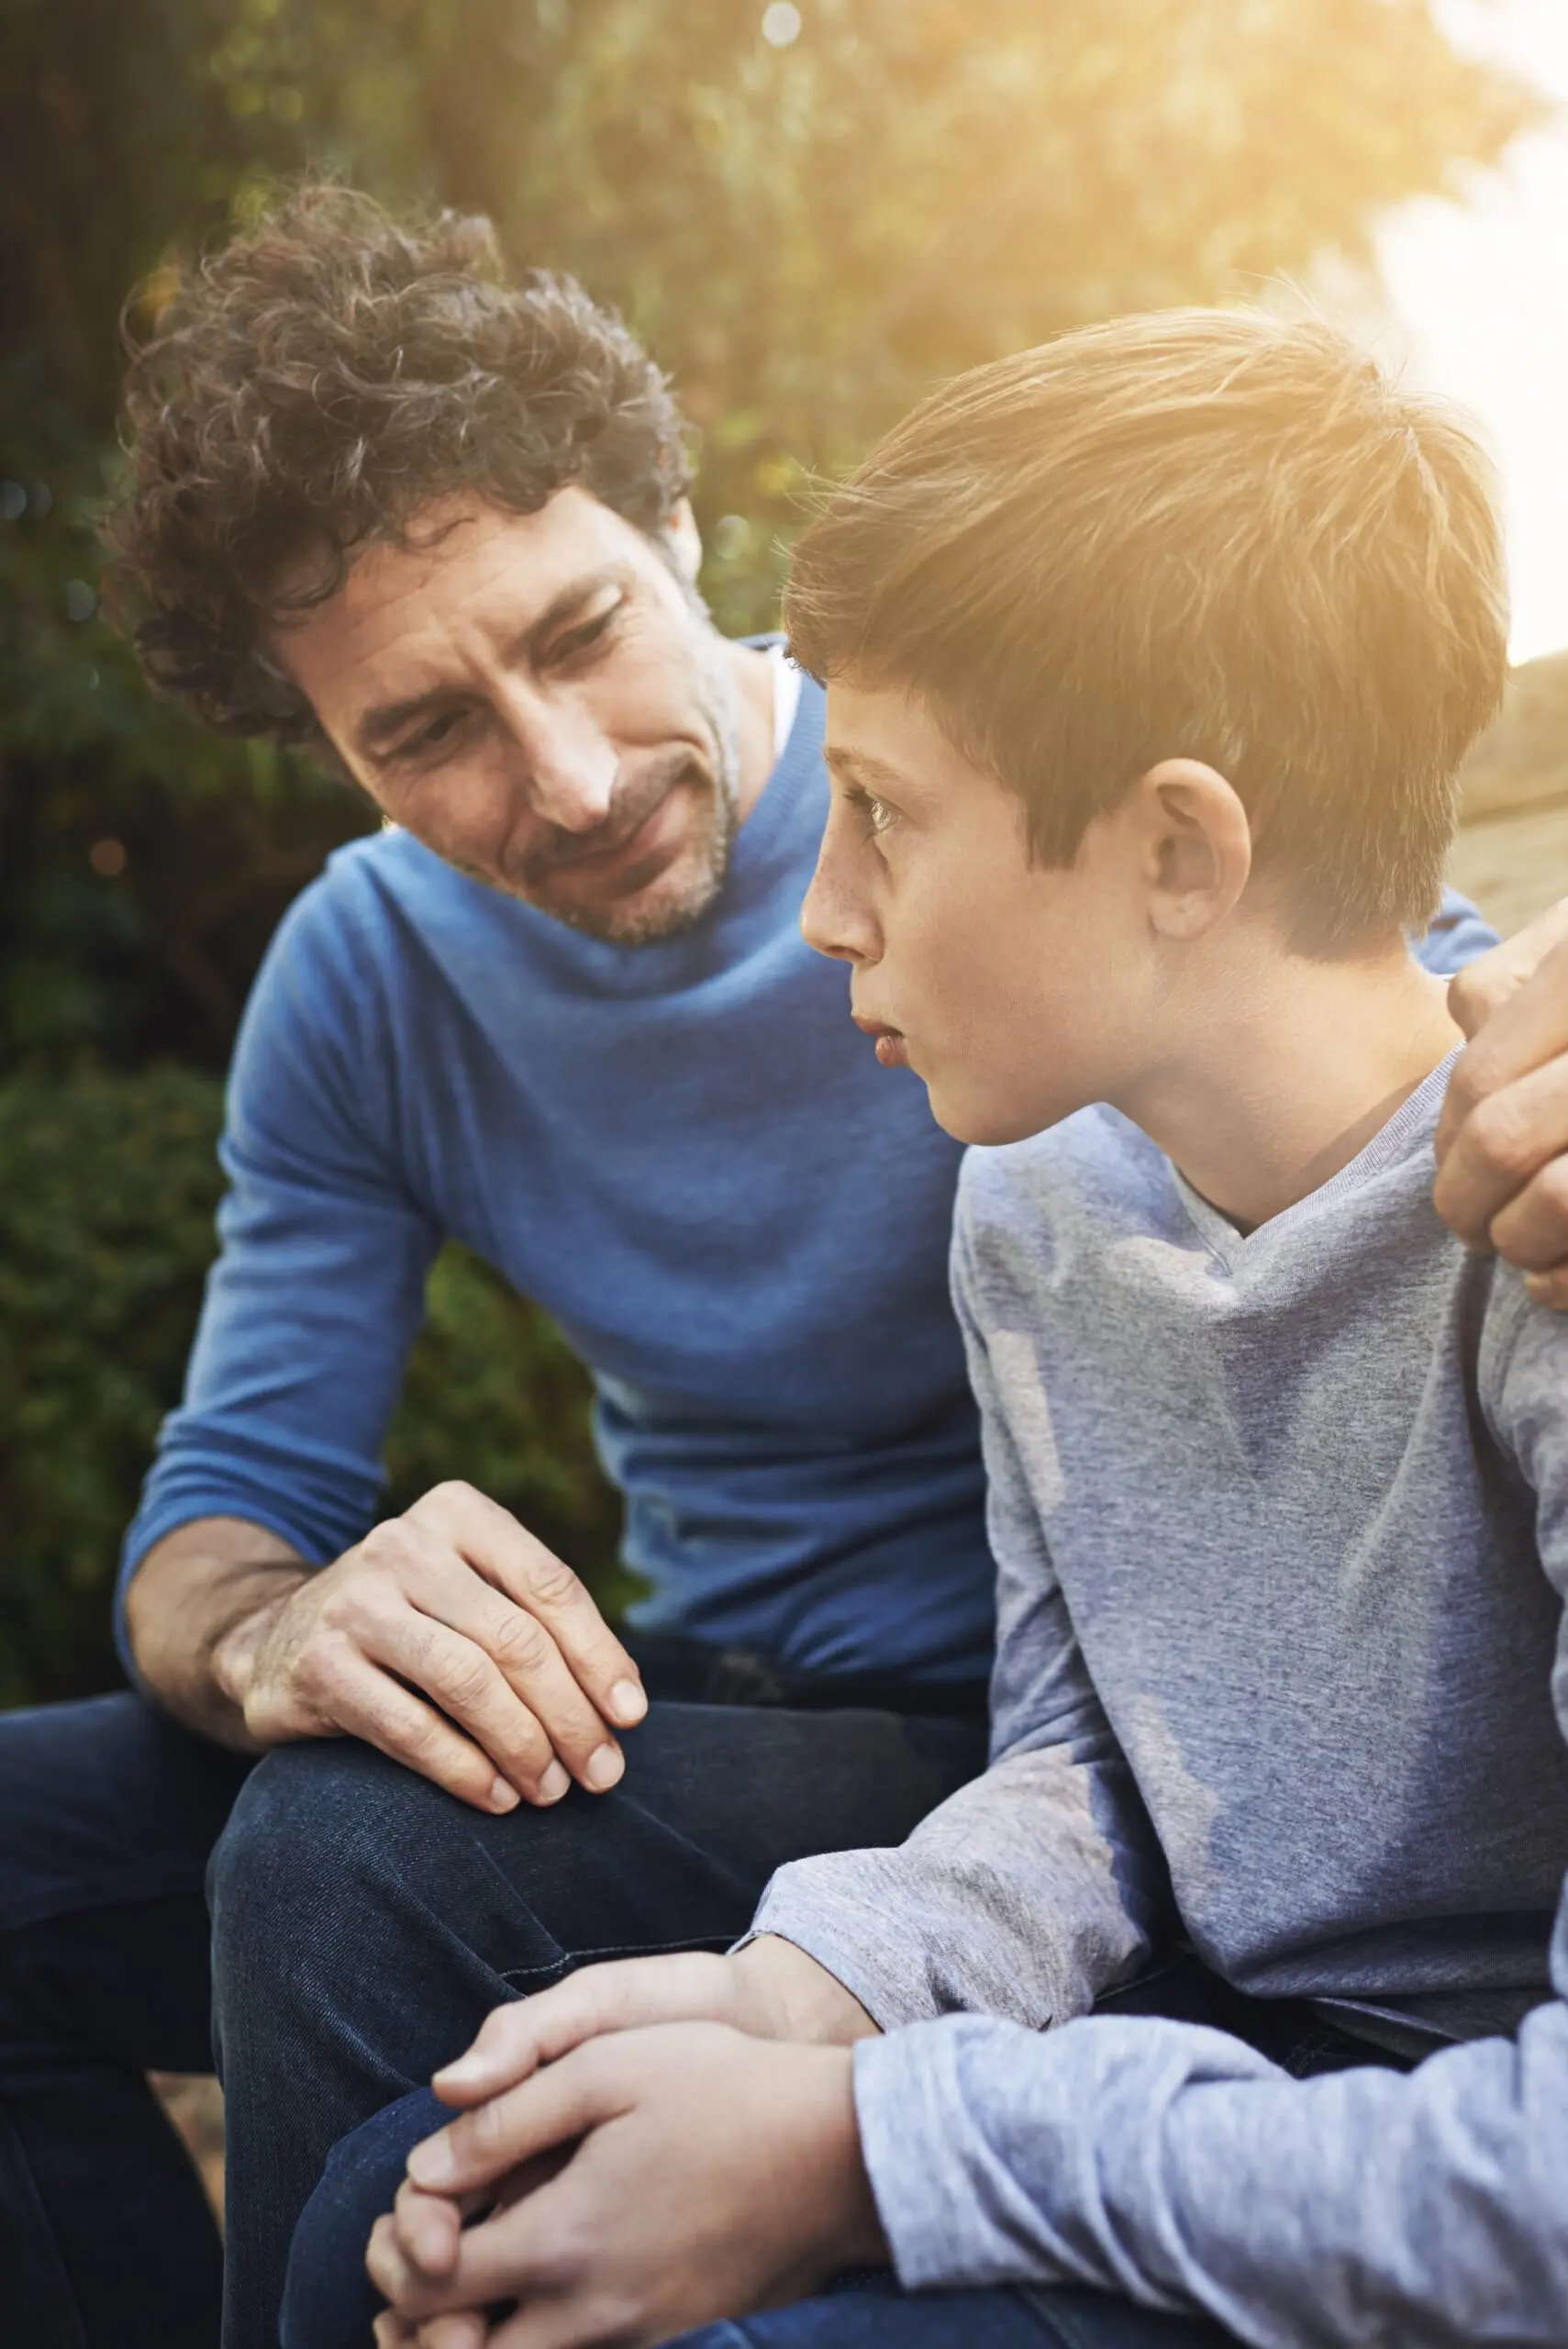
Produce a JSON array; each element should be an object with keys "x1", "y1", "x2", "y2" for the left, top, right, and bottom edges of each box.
[
  {"x1": 0, "y1": 0, "x2": 1545, "y2": 1701},
  {"x1": 0, "y1": 1069, "x2": 618, "y2": 1708}
]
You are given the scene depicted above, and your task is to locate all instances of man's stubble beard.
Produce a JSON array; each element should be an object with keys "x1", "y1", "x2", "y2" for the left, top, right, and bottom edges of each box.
[{"x1": 470, "y1": 593, "x2": 747, "y2": 948}]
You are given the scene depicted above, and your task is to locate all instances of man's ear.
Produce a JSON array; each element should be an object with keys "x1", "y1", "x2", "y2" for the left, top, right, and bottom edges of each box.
[
  {"x1": 665, "y1": 499, "x2": 704, "y2": 584},
  {"x1": 1133, "y1": 759, "x2": 1253, "y2": 941}
]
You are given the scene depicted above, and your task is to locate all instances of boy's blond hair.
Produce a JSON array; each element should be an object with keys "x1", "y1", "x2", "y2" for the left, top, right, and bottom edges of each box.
[{"x1": 784, "y1": 309, "x2": 1507, "y2": 952}]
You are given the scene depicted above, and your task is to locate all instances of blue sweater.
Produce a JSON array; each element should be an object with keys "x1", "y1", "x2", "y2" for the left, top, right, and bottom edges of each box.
[{"x1": 119, "y1": 675, "x2": 1496, "y2": 1684}]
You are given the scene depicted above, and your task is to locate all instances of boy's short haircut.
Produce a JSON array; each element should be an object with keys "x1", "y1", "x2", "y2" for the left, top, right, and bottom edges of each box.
[
  {"x1": 104, "y1": 183, "x2": 692, "y2": 749},
  {"x1": 784, "y1": 309, "x2": 1508, "y2": 952}
]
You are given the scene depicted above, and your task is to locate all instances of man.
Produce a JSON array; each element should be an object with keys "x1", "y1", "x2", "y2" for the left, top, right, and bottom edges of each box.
[
  {"x1": 336, "y1": 312, "x2": 1568, "y2": 2349},
  {"x1": 0, "y1": 184, "x2": 1565, "y2": 2349}
]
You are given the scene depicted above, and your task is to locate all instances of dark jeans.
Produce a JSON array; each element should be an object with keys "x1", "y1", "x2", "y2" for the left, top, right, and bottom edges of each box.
[
  {"x1": 673, "y1": 2278, "x2": 1231, "y2": 2348},
  {"x1": 0, "y1": 1685, "x2": 984, "y2": 2349},
  {"x1": 283, "y1": 1956, "x2": 1410, "y2": 2349}
]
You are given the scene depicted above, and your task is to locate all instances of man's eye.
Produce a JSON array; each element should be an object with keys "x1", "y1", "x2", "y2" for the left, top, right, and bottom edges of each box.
[
  {"x1": 554, "y1": 603, "x2": 619, "y2": 662},
  {"x1": 398, "y1": 708, "x2": 470, "y2": 760},
  {"x1": 865, "y1": 795, "x2": 898, "y2": 835}
]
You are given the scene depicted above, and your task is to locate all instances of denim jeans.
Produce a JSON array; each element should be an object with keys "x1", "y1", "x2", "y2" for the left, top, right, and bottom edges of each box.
[
  {"x1": 0, "y1": 1685, "x2": 984, "y2": 2349},
  {"x1": 0, "y1": 1695, "x2": 251, "y2": 2349},
  {"x1": 673, "y1": 2277, "x2": 1233, "y2": 2348},
  {"x1": 282, "y1": 1954, "x2": 1410, "y2": 2349}
]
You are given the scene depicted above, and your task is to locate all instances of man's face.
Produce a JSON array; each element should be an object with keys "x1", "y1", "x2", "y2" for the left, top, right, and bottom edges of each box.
[
  {"x1": 802, "y1": 678, "x2": 1153, "y2": 1146},
  {"x1": 275, "y1": 488, "x2": 742, "y2": 943}
]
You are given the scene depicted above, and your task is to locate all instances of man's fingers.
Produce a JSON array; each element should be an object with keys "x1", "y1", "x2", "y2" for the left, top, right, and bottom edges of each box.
[
  {"x1": 407, "y1": 1485, "x2": 646, "y2": 1730},
  {"x1": 409, "y1": 2045, "x2": 617, "y2": 2198},
  {"x1": 326, "y1": 1660, "x2": 528, "y2": 1815},
  {"x1": 1433, "y1": 1055, "x2": 1568, "y2": 1250},
  {"x1": 361, "y1": 1609, "x2": 577, "y2": 1804},
  {"x1": 1443, "y1": 897, "x2": 1568, "y2": 1045},
  {"x1": 434, "y1": 1954, "x2": 740, "y2": 2106},
  {"x1": 373, "y1": 2312, "x2": 420, "y2": 2348},
  {"x1": 1485, "y1": 1155, "x2": 1568, "y2": 1275},
  {"x1": 412, "y1": 1581, "x2": 629, "y2": 1795},
  {"x1": 1438, "y1": 925, "x2": 1568, "y2": 1165}
]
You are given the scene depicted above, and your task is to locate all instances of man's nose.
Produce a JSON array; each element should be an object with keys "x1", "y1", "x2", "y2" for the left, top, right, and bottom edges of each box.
[
  {"x1": 800, "y1": 823, "x2": 880, "y2": 964},
  {"x1": 498, "y1": 684, "x2": 617, "y2": 833}
]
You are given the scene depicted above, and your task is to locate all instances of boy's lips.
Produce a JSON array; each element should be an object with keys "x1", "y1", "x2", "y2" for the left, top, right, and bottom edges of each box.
[{"x1": 853, "y1": 1013, "x2": 909, "y2": 1069}]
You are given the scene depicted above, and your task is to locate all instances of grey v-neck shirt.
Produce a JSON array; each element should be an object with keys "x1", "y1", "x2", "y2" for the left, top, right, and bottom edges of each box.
[{"x1": 752, "y1": 1053, "x2": 1568, "y2": 2343}]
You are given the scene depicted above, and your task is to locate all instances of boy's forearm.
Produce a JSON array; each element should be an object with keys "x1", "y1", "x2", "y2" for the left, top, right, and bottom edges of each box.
[
  {"x1": 123, "y1": 1520, "x2": 310, "y2": 1747},
  {"x1": 854, "y1": 1999, "x2": 1568, "y2": 2343}
]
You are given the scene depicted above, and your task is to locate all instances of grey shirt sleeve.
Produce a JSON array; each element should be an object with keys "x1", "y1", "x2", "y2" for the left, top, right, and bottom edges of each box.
[
  {"x1": 850, "y1": 1267, "x2": 1568, "y2": 2345},
  {"x1": 746, "y1": 1217, "x2": 1164, "y2": 2031}
]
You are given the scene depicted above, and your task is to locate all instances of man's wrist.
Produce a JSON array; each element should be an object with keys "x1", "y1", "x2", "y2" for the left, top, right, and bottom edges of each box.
[{"x1": 209, "y1": 1577, "x2": 301, "y2": 1715}]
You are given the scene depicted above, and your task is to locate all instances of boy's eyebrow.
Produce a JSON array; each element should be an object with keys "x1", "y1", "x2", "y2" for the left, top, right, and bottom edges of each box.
[
  {"x1": 354, "y1": 567, "x2": 628, "y2": 756},
  {"x1": 824, "y1": 745, "x2": 910, "y2": 792}
]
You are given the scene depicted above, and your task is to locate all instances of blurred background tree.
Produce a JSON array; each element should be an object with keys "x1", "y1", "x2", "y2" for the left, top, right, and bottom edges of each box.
[{"x1": 0, "y1": 0, "x2": 1543, "y2": 1700}]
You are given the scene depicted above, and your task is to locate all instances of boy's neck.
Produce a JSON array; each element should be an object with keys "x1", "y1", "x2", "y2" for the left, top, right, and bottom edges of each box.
[{"x1": 1116, "y1": 937, "x2": 1462, "y2": 1234}]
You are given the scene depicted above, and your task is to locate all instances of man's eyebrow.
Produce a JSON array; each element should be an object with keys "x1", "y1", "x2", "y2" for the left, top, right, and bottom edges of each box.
[{"x1": 353, "y1": 567, "x2": 631, "y2": 757}]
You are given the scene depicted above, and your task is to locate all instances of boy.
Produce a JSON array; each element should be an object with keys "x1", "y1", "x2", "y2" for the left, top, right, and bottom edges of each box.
[{"x1": 298, "y1": 311, "x2": 1568, "y2": 2348}]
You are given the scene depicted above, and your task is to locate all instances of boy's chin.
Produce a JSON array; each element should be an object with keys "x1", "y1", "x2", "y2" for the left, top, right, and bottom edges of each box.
[{"x1": 926, "y1": 1074, "x2": 1084, "y2": 1150}]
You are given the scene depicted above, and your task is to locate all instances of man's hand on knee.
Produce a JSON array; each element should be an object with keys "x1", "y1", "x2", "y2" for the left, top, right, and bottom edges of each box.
[
  {"x1": 215, "y1": 1481, "x2": 646, "y2": 1813},
  {"x1": 367, "y1": 2022, "x2": 887, "y2": 2348}
]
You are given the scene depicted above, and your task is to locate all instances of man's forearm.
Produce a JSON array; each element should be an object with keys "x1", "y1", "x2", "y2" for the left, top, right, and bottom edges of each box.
[{"x1": 123, "y1": 1517, "x2": 310, "y2": 1747}]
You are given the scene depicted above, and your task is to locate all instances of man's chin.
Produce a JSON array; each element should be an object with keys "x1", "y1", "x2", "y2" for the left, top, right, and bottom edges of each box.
[{"x1": 528, "y1": 842, "x2": 729, "y2": 946}]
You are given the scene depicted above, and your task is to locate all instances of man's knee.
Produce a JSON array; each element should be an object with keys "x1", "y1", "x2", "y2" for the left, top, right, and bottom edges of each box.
[
  {"x1": 208, "y1": 1738, "x2": 451, "y2": 1977},
  {"x1": 279, "y1": 2087, "x2": 445, "y2": 2349}
]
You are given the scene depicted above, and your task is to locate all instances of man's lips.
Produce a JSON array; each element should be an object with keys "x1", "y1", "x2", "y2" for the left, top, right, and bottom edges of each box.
[{"x1": 852, "y1": 1013, "x2": 909, "y2": 1069}]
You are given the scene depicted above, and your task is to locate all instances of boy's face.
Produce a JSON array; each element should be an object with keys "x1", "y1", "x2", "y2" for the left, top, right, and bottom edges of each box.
[{"x1": 803, "y1": 678, "x2": 1152, "y2": 1145}]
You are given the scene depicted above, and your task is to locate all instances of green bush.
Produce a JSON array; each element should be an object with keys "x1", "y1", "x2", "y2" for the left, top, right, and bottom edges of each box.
[{"x1": 0, "y1": 1068, "x2": 621, "y2": 1709}]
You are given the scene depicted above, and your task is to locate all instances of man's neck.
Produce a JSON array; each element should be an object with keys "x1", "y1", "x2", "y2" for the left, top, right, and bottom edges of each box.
[
  {"x1": 1116, "y1": 939, "x2": 1462, "y2": 1233},
  {"x1": 730, "y1": 639, "x2": 779, "y2": 826}
]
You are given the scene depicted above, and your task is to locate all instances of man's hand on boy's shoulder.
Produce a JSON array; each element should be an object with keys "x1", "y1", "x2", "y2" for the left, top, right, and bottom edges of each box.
[
  {"x1": 1437, "y1": 896, "x2": 1568, "y2": 1307},
  {"x1": 368, "y1": 2020, "x2": 886, "y2": 2348}
]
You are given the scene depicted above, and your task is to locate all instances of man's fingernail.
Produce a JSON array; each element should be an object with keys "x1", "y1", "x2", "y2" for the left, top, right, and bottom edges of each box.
[
  {"x1": 489, "y1": 1777, "x2": 521, "y2": 1812},
  {"x1": 538, "y1": 1758, "x2": 571, "y2": 1803},
  {"x1": 609, "y1": 1678, "x2": 647, "y2": 1725},
  {"x1": 407, "y1": 2133, "x2": 456, "y2": 2187},
  {"x1": 584, "y1": 1743, "x2": 625, "y2": 1792}
]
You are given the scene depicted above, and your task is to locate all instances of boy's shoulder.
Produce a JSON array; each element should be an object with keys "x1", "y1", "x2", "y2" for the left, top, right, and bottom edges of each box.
[
  {"x1": 954, "y1": 1105, "x2": 1183, "y2": 1284},
  {"x1": 957, "y1": 1103, "x2": 1172, "y2": 1226}
]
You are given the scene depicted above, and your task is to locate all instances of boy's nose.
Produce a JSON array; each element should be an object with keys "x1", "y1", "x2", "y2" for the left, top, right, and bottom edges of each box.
[{"x1": 801, "y1": 851, "x2": 879, "y2": 965}]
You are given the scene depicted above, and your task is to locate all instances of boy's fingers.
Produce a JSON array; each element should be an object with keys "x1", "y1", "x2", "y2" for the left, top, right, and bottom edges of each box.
[
  {"x1": 416, "y1": 2316, "x2": 490, "y2": 2349},
  {"x1": 392, "y1": 2176, "x2": 464, "y2": 2280},
  {"x1": 410, "y1": 2046, "x2": 617, "y2": 2196},
  {"x1": 435, "y1": 1954, "x2": 737, "y2": 2104}
]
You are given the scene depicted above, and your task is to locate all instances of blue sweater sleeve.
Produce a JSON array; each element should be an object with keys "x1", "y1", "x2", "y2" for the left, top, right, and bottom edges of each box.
[
  {"x1": 117, "y1": 876, "x2": 441, "y2": 1659},
  {"x1": 1415, "y1": 885, "x2": 1497, "y2": 976}
]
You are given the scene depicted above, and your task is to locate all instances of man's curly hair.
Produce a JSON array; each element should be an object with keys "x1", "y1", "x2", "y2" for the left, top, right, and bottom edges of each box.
[{"x1": 104, "y1": 184, "x2": 694, "y2": 745}]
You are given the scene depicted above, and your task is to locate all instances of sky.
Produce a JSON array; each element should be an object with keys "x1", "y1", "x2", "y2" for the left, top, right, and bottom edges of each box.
[{"x1": 1372, "y1": 0, "x2": 1568, "y2": 662}]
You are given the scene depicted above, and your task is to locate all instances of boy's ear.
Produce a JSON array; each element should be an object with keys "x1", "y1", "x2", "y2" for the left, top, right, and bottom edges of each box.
[{"x1": 1133, "y1": 759, "x2": 1253, "y2": 942}]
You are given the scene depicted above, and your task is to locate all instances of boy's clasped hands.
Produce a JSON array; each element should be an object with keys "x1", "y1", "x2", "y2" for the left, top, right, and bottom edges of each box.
[{"x1": 367, "y1": 1942, "x2": 888, "y2": 2349}]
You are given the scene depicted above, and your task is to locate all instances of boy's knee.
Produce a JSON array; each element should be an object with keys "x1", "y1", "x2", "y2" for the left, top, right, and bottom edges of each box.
[{"x1": 279, "y1": 2087, "x2": 446, "y2": 2349}]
